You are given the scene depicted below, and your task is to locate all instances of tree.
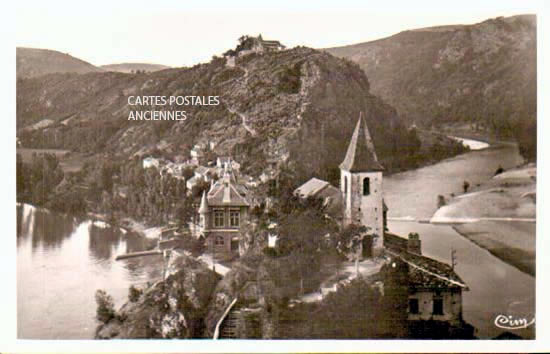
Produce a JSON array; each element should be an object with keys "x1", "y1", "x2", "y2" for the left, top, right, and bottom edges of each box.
[
  {"x1": 181, "y1": 166, "x2": 195, "y2": 180},
  {"x1": 311, "y1": 277, "x2": 406, "y2": 338},
  {"x1": 276, "y1": 207, "x2": 336, "y2": 295},
  {"x1": 95, "y1": 289, "x2": 116, "y2": 323},
  {"x1": 176, "y1": 196, "x2": 195, "y2": 227},
  {"x1": 334, "y1": 224, "x2": 370, "y2": 276}
]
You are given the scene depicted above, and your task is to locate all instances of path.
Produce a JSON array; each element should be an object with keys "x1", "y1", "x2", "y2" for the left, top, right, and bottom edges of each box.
[
  {"x1": 198, "y1": 254, "x2": 232, "y2": 276},
  {"x1": 296, "y1": 258, "x2": 384, "y2": 304},
  {"x1": 223, "y1": 65, "x2": 258, "y2": 137}
]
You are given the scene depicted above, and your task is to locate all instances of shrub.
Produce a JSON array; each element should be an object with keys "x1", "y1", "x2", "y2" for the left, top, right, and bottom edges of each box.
[
  {"x1": 277, "y1": 62, "x2": 302, "y2": 94},
  {"x1": 437, "y1": 195, "x2": 446, "y2": 208},
  {"x1": 95, "y1": 289, "x2": 116, "y2": 323},
  {"x1": 128, "y1": 285, "x2": 143, "y2": 303}
]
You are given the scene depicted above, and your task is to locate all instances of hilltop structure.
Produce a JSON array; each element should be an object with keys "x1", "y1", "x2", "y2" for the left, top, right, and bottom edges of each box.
[{"x1": 250, "y1": 34, "x2": 285, "y2": 53}]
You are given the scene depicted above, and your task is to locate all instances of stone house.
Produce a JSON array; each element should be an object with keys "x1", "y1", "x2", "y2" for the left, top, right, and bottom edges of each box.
[
  {"x1": 385, "y1": 233, "x2": 471, "y2": 337},
  {"x1": 251, "y1": 34, "x2": 285, "y2": 52},
  {"x1": 197, "y1": 170, "x2": 250, "y2": 259}
]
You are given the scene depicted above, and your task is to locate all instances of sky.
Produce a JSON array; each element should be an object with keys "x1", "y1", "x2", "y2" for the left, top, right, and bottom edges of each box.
[{"x1": 16, "y1": 0, "x2": 542, "y2": 68}]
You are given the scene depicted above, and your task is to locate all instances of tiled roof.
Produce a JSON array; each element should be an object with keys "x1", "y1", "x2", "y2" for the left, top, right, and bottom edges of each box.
[
  {"x1": 261, "y1": 40, "x2": 282, "y2": 46},
  {"x1": 207, "y1": 178, "x2": 249, "y2": 207},
  {"x1": 294, "y1": 177, "x2": 330, "y2": 197},
  {"x1": 340, "y1": 112, "x2": 384, "y2": 172},
  {"x1": 387, "y1": 247, "x2": 467, "y2": 290}
]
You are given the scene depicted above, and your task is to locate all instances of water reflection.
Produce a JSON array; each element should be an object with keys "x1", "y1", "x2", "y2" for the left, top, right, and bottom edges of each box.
[{"x1": 17, "y1": 204, "x2": 163, "y2": 339}]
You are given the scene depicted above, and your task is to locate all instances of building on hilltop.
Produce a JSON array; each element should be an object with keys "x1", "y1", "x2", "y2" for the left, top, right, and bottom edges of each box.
[
  {"x1": 252, "y1": 34, "x2": 285, "y2": 52},
  {"x1": 227, "y1": 34, "x2": 286, "y2": 58},
  {"x1": 197, "y1": 168, "x2": 250, "y2": 259}
]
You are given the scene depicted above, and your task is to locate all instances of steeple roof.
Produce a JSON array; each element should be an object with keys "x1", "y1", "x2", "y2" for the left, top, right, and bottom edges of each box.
[
  {"x1": 199, "y1": 191, "x2": 209, "y2": 213},
  {"x1": 339, "y1": 112, "x2": 384, "y2": 172}
]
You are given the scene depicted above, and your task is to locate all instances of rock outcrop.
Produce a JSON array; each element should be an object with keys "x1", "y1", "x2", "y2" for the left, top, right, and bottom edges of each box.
[{"x1": 96, "y1": 251, "x2": 220, "y2": 339}]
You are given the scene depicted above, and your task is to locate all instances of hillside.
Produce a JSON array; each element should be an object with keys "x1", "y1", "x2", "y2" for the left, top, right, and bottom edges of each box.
[
  {"x1": 17, "y1": 47, "x2": 103, "y2": 78},
  {"x1": 17, "y1": 46, "x2": 464, "y2": 185},
  {"x1": 325, "y1": 15, "x2": 536, "y2": 153},
  {"x1": 101, "y1": 63, "x2": 171, "y2": 73}
]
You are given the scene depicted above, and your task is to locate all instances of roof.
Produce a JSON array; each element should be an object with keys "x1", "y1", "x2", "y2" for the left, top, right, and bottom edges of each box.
[
  {"x1": 340, "y1": 112, "x2": 384, "y2": 172},
  {"x1": 294, "y1": 178, "x2": 330, "y2": 197},
  {"x1": 261, "y1": 40, "x2": 282, "y2": 47},
  {"x1": 195, "y1": 166, "x2": 210, "y2": 175},
  {"x1": 388, "y1": 249, "x2": 467, "y2": 290},
  {"x1": 199, "y1": 191, "x2": 209, "y2": 213},
  {"x1": 207, "y1": 176, "x2": 249, "y2": 207},
  {"x1": 187, "y1": 175, "x2": 200, "y2": 186}
]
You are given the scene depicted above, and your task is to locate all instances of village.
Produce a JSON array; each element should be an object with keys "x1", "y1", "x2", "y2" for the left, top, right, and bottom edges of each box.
[{"x1": 111, "y1": 108, "x2": 474, "y2": 339}]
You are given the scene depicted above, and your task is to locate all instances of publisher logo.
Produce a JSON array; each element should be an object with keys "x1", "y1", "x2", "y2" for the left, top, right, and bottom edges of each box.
[{"x1": 494, "y1": 314, "x2": 535, "y2": 330}]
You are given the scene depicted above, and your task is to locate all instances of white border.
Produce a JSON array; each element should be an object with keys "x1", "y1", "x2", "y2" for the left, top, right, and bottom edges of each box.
[{"x1": 2, "y1": 0, "x2": 549, "y2": 352}]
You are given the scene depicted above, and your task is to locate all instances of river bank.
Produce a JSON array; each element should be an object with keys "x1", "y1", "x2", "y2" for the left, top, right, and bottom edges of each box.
[{"x1": 431, "y1": 163, "x2": 536, "y2": 276}]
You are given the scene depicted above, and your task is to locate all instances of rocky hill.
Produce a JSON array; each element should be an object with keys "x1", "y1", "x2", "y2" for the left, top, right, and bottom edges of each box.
[
  {"x1": 17, "y1": 47, "x2": 103, "y2": 78},
  {"x1": 17, "y1": 46, "x2": 463, "y2": 184},
  {"x1": 101, "y1": 63, "x2": 171, "y2": 73},
  {"x1": 325, "y1": 15, "x2": 536, "y2": 141}
]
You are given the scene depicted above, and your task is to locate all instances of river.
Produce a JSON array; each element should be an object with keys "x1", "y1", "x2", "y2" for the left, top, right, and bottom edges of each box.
[
  {"x1": 17, "y1": 206, "x2": 164, "y2": 339},
  {"x1": 17, "y1": 142, "x2": 534, "y2": 339},
  {"x1": 385, "y1": 142, "x2": 534, "y2": 339}
]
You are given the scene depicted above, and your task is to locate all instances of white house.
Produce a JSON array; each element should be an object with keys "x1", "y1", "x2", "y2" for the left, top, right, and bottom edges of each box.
[{"x1": 143, "y1": 157, "x2": 160, "y2": 169}]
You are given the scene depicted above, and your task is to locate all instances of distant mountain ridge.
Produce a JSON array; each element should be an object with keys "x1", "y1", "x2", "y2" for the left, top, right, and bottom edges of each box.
[
  {"x1": 101, "y1": 63, "x2": 170, "y2": 73},
  {"x1": 17, "y1": 46, "x2": 463, "y2": 184},
  {"x1": 325, "y1": 14, "x2": 536, "y2": 141},
  {"x1": 17, "y1": 47, "x2": 103, "y2": 78}
]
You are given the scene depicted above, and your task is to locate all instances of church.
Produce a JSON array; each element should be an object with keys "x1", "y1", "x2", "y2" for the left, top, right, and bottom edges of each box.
[
  {"x1": 296, "y1": 112, "x2": 470, "y2": 335},
  {"x1": 296, "y1": 112, "x2": 387, "y2": 255},
  {"x1": 339, "y1": 112, "x2": 386, "y2": 254}
]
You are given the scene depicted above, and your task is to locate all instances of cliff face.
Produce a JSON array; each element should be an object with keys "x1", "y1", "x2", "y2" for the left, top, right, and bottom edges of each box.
[
  {"x1": 325, "y1": 15, "x2": 536, "y2": 137},
  {"x1": 17, "y1": 46, "x2": 425, "y2": 181}
]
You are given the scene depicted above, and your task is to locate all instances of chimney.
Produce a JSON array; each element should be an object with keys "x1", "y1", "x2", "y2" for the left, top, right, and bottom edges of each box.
[{"x1": 407, "y1": 232, "x2": 421, "y2": 255}]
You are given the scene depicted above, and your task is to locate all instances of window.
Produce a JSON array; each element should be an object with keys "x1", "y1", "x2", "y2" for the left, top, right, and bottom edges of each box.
[
  {"x1": 215, "y1": 236, "x2": 225, "y2": 245},
  {"x1": 344, "y1": 177, "x2": 348, "y2": 195},
  {"x1": 409, "y1": 298, "x2": 419, "y2": 314},
  {"x1": 214, "y1": 210, "x2": 224, "y2": 227},
  {"x1": 433, "y1": 297, "x2": 444, "y2": 315},
  {"x1": 230, "y1": 210, "x2": 240, "y2": 227},
  {"x1": 363, "y1": 177, "x2": 370, "y2": 195}
]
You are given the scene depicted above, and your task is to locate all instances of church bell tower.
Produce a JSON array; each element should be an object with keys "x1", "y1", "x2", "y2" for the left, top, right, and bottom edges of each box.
[{"x1": 340, "y1": 112, "x2": 385, "y2": 251}]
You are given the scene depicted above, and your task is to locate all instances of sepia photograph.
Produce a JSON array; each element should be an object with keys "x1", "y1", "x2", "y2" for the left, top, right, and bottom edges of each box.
[{"x1": 6, "y1": 0, "x2": 545, "y2": 351}]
